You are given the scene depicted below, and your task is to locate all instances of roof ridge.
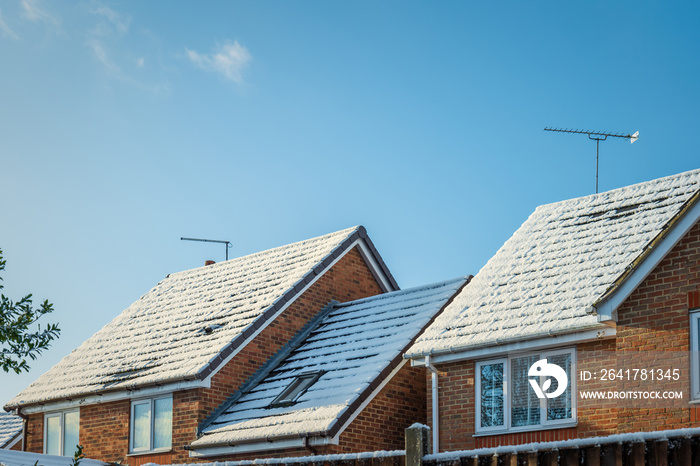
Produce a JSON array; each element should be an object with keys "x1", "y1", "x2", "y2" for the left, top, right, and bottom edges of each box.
[
  {"x1": 169, "y1": 226, "x2": 361, "y2": 278},
  {"x1": 534, "y1": 168, "x2": 700, "y2": 212}
]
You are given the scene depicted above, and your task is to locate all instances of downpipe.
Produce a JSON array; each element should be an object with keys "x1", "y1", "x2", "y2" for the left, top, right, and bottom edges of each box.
[{"x1": 425, "y1": 355, "x2": 439, "y2": 454}]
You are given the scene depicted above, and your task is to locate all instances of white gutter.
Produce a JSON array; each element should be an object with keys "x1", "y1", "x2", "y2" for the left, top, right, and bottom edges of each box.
[{"x1": 425, "y1": 355, "x2": 439, "y2": 454}]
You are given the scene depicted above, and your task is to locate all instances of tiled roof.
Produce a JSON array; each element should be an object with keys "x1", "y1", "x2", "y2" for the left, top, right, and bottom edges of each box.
[
  {"x1": 408, "y1": 169, "x2": 700, "y2": 357},
  {"x1": 190, "y1": 277, "x2": 467, "y2": 449},
  {"x1": 0, "y1": 451, "x2": 108, "y2": 466},
  {"x1": 7, "y1": 226, "x2": 396, "y2": 408},
  {"x1": 0, "y1": 412, "x2": 22, "y2": 449}
]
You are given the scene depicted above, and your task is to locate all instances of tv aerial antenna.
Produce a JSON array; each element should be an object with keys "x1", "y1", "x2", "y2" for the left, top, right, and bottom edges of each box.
[
  {"x1": 544, "y1": 127, "x2": 639, "y2": 193},
  {"x1": 181, "y1": 237, "x2": 232, "y2": 261}
]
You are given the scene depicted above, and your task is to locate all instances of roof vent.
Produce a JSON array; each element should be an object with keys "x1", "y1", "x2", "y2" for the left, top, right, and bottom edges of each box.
[
  {"x1": 201, "y1": 324, "x2": 223, "y2": 335},
  {"x1": 205, "y1": 260, "x2": 216, "y2": 266}
]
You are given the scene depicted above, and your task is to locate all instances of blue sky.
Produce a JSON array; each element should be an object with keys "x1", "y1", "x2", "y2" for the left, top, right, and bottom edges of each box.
[{"x1": 1, "y1": 0, "x2": 698, "y2": 404}]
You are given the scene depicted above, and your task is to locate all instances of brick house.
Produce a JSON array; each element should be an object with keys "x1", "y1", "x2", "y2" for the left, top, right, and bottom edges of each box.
[
  {"x1": 406, "y1": 169, "x2": 700, "y2": 453},
  {"x1": 187, "y1": 277, "x2": 468, "y2": 460},
  {"x1": 3, "y1": 226, "x2": 437, "y2": 464}
]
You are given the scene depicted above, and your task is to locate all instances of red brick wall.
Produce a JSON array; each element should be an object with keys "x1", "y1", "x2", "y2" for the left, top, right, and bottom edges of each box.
[
  {"x1": 613, "y1": 219, "x2": 700, "y2": 432},
  {"x1": 336, "y1": 363, "x2": 426, "y2": 452},
  {"x1": 201, "y1": 363, "x2": 426, "y2": 462},
  {"x1": 24, "y1": 413, "x2": 42, "y2": 453},
  {"x1": 430, "y1": 220, "x2": 700, "y2": 452},
  {"x1": 22, "y1": 246, "x2": 385, "y2": 465},
  {"x1": 79, "y1": 400, "x2": 130, "y2": 462}
]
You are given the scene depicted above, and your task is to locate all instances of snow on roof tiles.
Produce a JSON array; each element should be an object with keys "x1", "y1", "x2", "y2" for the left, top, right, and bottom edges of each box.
[
  {"x1": 6, "y1": 227, "x2": 373, "y2": 408},
  {"x1": 190, "y1": 277, "x2": 467, "y2": 448},
  {"x1": 408, "y1": 169, "x2": 700, "y2": 358},
  {"x1": 0, "y1": 412, "x2": 22, "y2": 449},
  {"x1": 0, "y1": 451, "x2": 108, "y2": 466}
]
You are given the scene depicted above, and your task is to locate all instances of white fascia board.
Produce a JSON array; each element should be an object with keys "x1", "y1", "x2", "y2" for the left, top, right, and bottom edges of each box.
[
  {"x1": 188, "y1": 436, "x2": 335, "y2": 458},
  {"x1": 595, "y1": 200, "x2": 700, "y2": 322},
  {"x1": 201, "y1": 239, "x2": 364, "y2": 386},
  {"x1": 16, "y1": 380, "x2": 202, "y2": 415},
  {"x1": 410, "y1": 327, "x2": 616, "y2": 366},
  {"x1": 356, "y1": 239, "x2": 398, "y2": 292},
  {"x1": 327, "y1": 359, "x2": 407, "y2": 444}
]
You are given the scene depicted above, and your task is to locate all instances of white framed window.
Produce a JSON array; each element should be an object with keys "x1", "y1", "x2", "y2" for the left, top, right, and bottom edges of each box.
[
  {"x1": 690, "y1": 311, "x2": 700, "y2": 399},
  {"x1": 44, "y1": 410, "x2": 79, "y2": 456},
  {"x1": 475, "y1": 348, "x2": 576, "y2": 434},
  {"x1": 130, "y1": 395, "x2": 172, "y2": 453}
]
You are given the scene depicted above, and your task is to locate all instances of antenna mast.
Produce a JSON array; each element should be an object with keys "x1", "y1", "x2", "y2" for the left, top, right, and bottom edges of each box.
[
  {"x1": 181, "y1": 237, "x2": 233, "y2": 261},
  {"x1": 544, "y1": 127, "x2": 639, "y2": 193}
]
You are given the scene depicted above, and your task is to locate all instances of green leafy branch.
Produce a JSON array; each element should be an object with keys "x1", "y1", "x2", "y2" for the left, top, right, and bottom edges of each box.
[{"x1": 0, "y1": 248, "x2": 60, "y2": 373}]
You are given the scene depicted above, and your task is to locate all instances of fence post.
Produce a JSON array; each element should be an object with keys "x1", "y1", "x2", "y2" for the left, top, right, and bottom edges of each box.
[{"x1": 406, "y1": 424, "x2": 432, "y2": 466}]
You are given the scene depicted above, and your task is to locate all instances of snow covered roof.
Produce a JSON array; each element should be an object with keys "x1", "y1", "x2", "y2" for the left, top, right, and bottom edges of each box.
[
  {"x1": 6, "y1": 226, "x2": 398, "y2": 409},
  {"x1": 408, "y1": 168, "x2": 700, "y2": 358},
  {"x1": 189, "y1": 277, "x2": 467, "y2": 451},
  {"x1": 0, "y1": 451, "x2": 108, "y2": 466},
  {"x1": 0, "y1": 413, "x2": 22, "y2": 449}
]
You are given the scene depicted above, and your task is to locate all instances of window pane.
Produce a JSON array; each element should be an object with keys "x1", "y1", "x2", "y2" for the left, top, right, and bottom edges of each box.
[
  {"x1": 133, "y1": 402, "x2": 151, "y2": 450},
  {"x1": 46, "y1": 415, "x2": 61, "y2": 455},
  {"x1": 153, "y1": 398, "x2": 172, "y2": 449},
  {"x1": 511, "y1": 355, "x2": 540, "y2": 427},
  {"x1": 63, "y1": 412, "x2": 80, "y2": 457},
  {"x1": 480, "y1": 362, "x2": 504, "y2": 428},
  {"x1": 547, "y1": 352, "x2": 573, "y2": 421}
]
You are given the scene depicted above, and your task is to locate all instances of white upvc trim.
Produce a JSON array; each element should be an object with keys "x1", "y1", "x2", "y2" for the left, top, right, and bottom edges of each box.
[
  {"x1": 411, "y1": 327, "x2": 615, "y2": 367},
  {"x1": 189, "y1": 436, "x2": 335, "y2": 458},
  {"x1": 594, "y1": 198, "x2": 700, "y2": 322},
  {"x1": 425, "y1": 356, "x2": 439, "y2": 454},
  {"x1": 690, "y1": 311, "x2": 700, "y2": 400},
  {"x1": 43, "y1": 413, "x2": 61, "y2": 455},
  {"x1": 474, "y1": 358, "x2": 507, "y2": 434},
  {"x1": 474, "y1": 348, "x2": 576, "y2": 435},
  {"x1": 129, "y1": 394, "x2": 172, "y2": 454},
  {"x1": 43, "y1": 409, "x2": 79, "y2": 456},
  {"x1": 18, "y1": 381, "x2": 196, "y2": 415}
]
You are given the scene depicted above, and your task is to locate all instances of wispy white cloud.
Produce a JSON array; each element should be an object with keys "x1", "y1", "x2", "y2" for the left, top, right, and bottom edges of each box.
[
  {"x1": 0, "y1": 9, "x2": 19, "y2": 40},
  {"x1": 84, "y1": 3, "x2": 166, "y2": 93},
  {"x1": 87, "y1": 38, "x2": 120, "y2": 74},
  {"x1": 185, "y1": 40, "x2": 252, "y2": 84},
  {"x1": 90, "y1": 4, "x2": 130, "y2": 36},
  {"x1": 21, "y1": 0, "x2": 60, "y2": 29},
  {"x1": 87, "y1": 37, "x2": 168, "y2": 93}
]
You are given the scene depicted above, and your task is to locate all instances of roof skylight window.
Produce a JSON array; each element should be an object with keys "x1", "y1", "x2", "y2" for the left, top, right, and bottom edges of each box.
[{"x1": 269, "y1": 371, "x2": 325, "y2": 408}]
